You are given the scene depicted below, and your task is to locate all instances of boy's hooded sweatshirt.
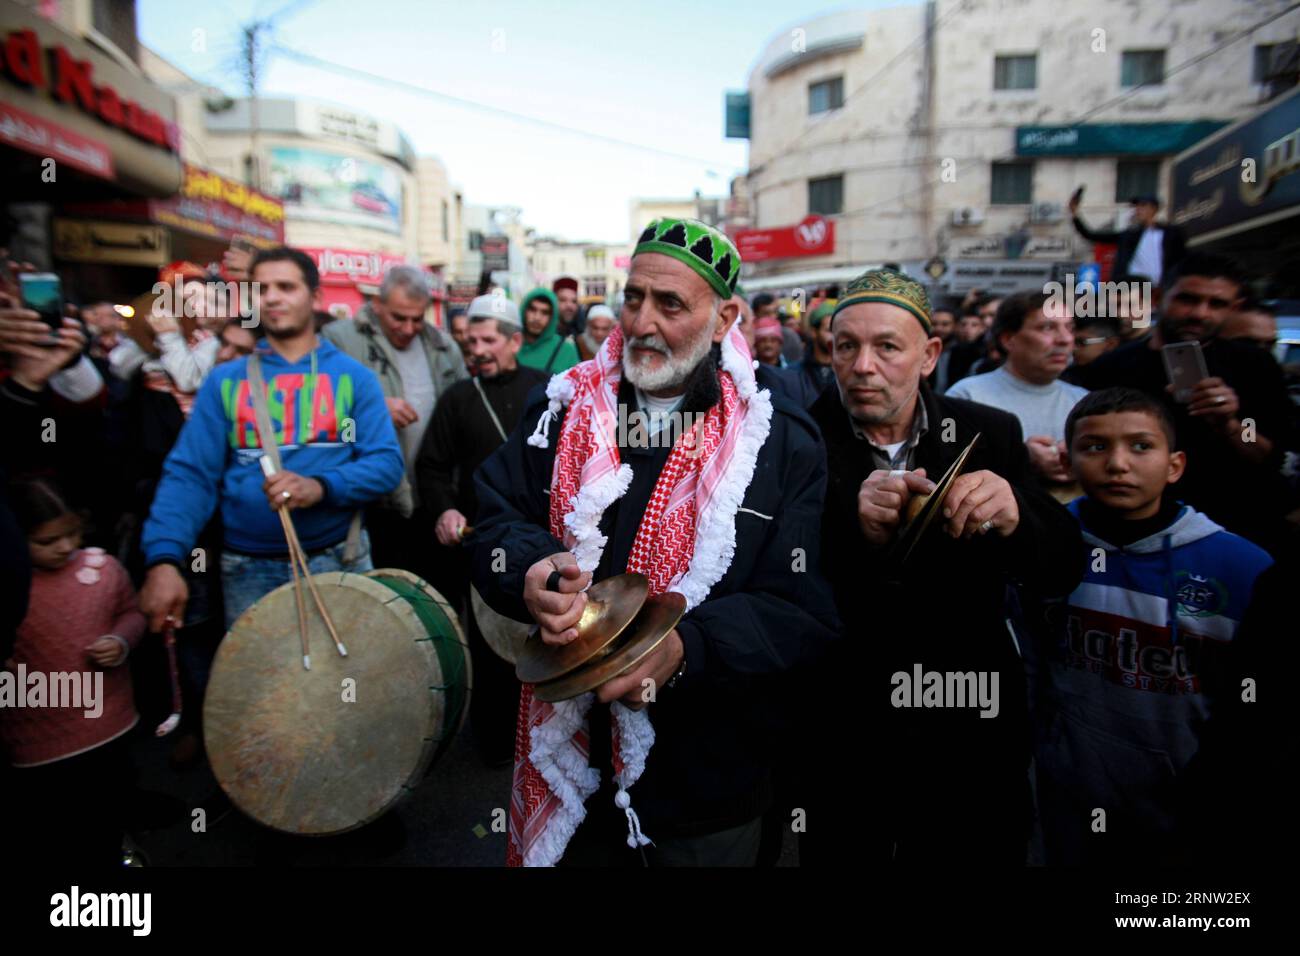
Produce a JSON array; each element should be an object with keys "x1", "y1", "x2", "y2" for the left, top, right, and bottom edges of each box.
[
  {"x1": 516, "y1": 288, "x2": 579, "y2": 374},
  {"x1": 141, "y1": 339, "x2": 404, "y2": 563},
  {"x1": 1036, "y1": 497, "x2": 1272, "y2": 856}
]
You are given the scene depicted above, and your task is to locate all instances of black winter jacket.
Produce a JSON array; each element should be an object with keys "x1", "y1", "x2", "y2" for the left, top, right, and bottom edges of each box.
[{"x1": 471, "y1": 378, "x2": 841, "y2": 837}]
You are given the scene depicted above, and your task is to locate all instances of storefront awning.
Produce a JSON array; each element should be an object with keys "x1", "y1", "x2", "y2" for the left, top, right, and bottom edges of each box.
[{"x1": 1016, "y1": 122, "x2": 1228, "y2": 156}]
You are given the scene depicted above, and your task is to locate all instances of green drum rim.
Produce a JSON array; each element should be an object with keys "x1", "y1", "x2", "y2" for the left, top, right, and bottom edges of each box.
[{"x1": 366, "y1": 570, "x2": 471, "y2": 765}]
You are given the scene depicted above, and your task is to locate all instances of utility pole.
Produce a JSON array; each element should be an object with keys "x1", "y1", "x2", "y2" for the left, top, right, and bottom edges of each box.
[
  {"x1": 242, "y1": 22, "x2": 265, "y2": 191},
  {"x1": 918, "y1": 0, "x2": 939, "y2": 261}
]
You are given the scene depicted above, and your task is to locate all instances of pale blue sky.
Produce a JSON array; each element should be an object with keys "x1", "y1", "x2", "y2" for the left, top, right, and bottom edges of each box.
[{"x1": 137, "y1": 0, "x2": 889, "y2": 242}]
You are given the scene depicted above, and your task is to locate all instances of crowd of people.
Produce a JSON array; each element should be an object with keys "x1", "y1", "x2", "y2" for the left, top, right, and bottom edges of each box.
[{"x1": 0, "y1": 210, "x2": 1294, "y2": 868}]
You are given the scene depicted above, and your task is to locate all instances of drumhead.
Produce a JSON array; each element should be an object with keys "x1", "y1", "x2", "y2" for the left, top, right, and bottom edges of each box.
[{"x1": 204, "y1": 570, "x2": 468, "y2": 835}]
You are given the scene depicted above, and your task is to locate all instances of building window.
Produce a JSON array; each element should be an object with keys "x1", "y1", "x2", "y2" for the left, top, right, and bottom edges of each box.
[
  {"x1": 468, "y1": 230, "x2": 483, "y2": 251},
  {"x1": 1254, "y1": 42, "x2": 1298, "y2": 85},
  {"x1": 808, "y1": 175, "x2": 844, "y2": 215},
  {"x1": 1121, "y1": 49, "x2": 1165, "y2": 87},
  {"x1": 991, "y1": 161, "x2": 1033, "y2": 204},
  {"x1": 92, "y1": 0, "x2": 139, "y2": 62},
  {"x1": 993, "y1": 54, "x2": 1037, "y2": 90},
  {"x1": 808, "y1": 77, "x2": 845, "y2": 115},
  {"x1": 586, "y1": 278, "x2": 607, "y2": 299},
  {"x1": 1255, "y1": 44, "x2": 1278, "y2": 83},
  {"x1": 1115, "y1": 160, "x2": 1161, "y2": 202},
  {"x1": 441, "y1": 200, "x2": 449, "y2": 242}
]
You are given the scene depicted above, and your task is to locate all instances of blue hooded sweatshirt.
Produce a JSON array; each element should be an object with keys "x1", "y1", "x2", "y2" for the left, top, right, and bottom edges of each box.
[
  {"x1": 141, "y1": 338, "x2": 404, "y2": 563},
  {"x1": 1035, "y1": 498, "x2": 1272, "y2": 858}
]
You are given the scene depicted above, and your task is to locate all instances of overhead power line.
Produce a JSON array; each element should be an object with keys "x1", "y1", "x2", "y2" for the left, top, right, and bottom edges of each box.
[{"x1": 269, "y1": 44, "x2": 745, "y2": 174}]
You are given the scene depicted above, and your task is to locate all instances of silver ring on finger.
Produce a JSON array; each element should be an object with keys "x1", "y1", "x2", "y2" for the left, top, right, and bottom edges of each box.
[
  {"x1": 979, "y1": 520, "x2": 994, "y2": 534},
  {"x1": 1215, "y1": 395, "x2": 1226, "y2": 405},
  {"x1": 282, "y1": 490, "x2": 292, "y2": 500}
]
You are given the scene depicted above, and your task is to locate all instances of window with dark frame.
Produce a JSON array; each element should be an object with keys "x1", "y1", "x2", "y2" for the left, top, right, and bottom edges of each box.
[
  {"x1": 1115, "y1": 160, "x2": 1161, "y2": 203},
  {"x1": 991, "y1": 162, "x2": 1033, "y2": 204},
  {"x1": 1121, "y1": 49, "x2": 1165, "y2": 87},
  {"x1": 994, "y1": 54, "x2": 1037, "y2": 90},
  {"x1": 1255, "y1": 44, "x2": 1278, "y2": 83},
  {"x1": 92, "y1": 0, "x2": 140, "y2": 61},
  {"x1": 808, "y1": 175, "x2": 844, "y2": 215},
  {"x1": 808, "y1": 77, "x2": 845, "y2": 115}
]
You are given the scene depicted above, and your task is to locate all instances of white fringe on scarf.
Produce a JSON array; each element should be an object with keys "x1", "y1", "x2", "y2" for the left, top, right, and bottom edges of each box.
[{"x1": 523, "y1": 692, "x2": 600, "y2": 868}]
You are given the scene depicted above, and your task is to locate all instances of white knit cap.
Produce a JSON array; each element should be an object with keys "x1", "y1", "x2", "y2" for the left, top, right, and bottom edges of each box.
[{"x1": 466, "y1": 292, "x2": 516, "y2": 321}]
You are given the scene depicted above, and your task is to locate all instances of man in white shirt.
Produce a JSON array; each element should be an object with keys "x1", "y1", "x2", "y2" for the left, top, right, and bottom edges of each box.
[
  {"x1": 945, "y1": 290, "x2": 1088, "y2": 485},
  {"x1": 1069, "y1": 193, "x2": 1186, "y2": 288}
]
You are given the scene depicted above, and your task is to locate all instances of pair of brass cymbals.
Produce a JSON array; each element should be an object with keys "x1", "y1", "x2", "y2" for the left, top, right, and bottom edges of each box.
[{"x1": 515, "y1": 572, "x2": 687, "y2": 703}]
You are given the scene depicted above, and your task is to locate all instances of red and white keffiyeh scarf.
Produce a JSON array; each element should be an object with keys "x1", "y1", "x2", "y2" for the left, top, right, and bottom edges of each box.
[{"x1": 508, "y1": 322, "x2": 772, "y2": 866}]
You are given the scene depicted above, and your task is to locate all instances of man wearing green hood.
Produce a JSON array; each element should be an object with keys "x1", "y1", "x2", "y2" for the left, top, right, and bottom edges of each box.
[{"x1": 516, "y1": 287, "x2": 579, "y2": 374}]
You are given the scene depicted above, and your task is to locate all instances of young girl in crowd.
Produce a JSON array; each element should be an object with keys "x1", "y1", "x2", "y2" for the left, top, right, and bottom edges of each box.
[{"x1": 2, "y1": 477, "x2": 145, "y2": 867}]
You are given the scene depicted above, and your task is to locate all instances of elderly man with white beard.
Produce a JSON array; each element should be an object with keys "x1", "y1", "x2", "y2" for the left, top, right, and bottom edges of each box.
[{"x1": 471, "y1": 218, "x2": 839, "y2": 867}]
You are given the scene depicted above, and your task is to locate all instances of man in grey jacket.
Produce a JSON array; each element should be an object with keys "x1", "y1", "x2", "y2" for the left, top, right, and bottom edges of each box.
[{"x1": 322, "y1": 265, "x2": 467, "y2": 571}]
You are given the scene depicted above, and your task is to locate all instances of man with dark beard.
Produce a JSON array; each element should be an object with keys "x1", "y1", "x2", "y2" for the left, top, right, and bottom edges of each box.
[
  {"x1": 471, "y1": 218, "x2": 838, "y2": 867},
  {"x1": 1075, "y1": 253, "x2": 1297, "y2": 552}
]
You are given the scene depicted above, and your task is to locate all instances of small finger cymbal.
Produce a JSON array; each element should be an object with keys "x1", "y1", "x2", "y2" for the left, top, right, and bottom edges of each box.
[
  {"x1": 514, "y1": 572, "x2": 649, "y2": 685},
  {"x1": 892, "y1": 432, "x2": 981, "y2": 563},
  {"x1": 534, "y1": 592, "x2": 687, "y2": 703}
]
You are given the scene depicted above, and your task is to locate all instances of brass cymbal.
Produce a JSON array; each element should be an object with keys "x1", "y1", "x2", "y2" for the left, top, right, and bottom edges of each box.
[
  {"x1": 892, "y1": 432, "x2": 981, "y2": 563},
  {"x1": 534, "y1": 591, "x2": 687, "y2": 703},
  {"x1": 514, "y1": 572, "x2": 650, "y2": 685}
]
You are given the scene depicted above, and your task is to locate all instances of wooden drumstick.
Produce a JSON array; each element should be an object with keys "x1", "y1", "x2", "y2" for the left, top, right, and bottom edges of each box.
[
  {"x1": 279, "y1": 506, "x2": 348, "y2": 658},
  {"x1": 290, "y1": 535, "x2": 348, "y2": 658},
  {"x1": 261, "y1": 457, "x2": 311, "y2": 669},
  {"x1": 281, "y1": 509, "x2": 312, "y2": 670},
  {"x1": 261, "y1": 456, "x2": 348, "y2": 659}
]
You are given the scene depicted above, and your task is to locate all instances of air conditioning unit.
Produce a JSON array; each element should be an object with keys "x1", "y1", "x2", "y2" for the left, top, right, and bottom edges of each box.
[
  {"x1": 1030, "y1": 202, "x2": 1064, "y2": 224},
  {"x1": 951, "y1": 207, "x2": 985, "y2": 226}
]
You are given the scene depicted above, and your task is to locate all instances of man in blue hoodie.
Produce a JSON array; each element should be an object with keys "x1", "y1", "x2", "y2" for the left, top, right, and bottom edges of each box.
[
  {"x1": 1034, "y1": 386, "x2": 1272, "y2": 865},
  {"x1": 138, "y1": 247, "x2": 405, "y2": 631}
]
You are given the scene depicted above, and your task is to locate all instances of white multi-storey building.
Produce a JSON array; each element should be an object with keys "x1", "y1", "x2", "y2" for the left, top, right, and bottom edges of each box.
[{"x1": 738, "y1": 0, "x2": 1298, "y2": 296}]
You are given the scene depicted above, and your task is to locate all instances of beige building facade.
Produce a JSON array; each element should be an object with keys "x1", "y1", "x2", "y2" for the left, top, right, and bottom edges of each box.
[{"x1": 740, "y1": 0, "x2": 1299, "y2": 294}]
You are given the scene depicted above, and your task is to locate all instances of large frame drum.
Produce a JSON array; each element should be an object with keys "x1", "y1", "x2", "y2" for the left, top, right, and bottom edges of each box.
[{"x1": 204, "y1": 569, "x2": 471, "y2": 835}]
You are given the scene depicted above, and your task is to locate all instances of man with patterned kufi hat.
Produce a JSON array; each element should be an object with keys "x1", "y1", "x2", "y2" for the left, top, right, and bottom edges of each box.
[
  {"x1": 800, "y1": 267, "x2": 1084, "y2": 867},
  {"x1": 471, "y1": 218, "x2": 839, "y2": 866}
]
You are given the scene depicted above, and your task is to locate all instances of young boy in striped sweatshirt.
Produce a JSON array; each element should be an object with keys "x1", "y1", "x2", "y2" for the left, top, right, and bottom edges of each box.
[{"x1": 1034, "y1": 387, "x2": 1272, "y2": 865}]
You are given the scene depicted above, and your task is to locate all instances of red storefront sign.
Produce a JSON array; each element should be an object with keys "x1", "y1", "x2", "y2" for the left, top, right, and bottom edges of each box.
[
  {"x1": 0, "y1": 99, "x2": 112, "y2": 178},
  {"x1": 732, "y1": 215, "x2": 835, "y2": 262},
  {"x1": 300, "y1": 247, "x2": 434, "y2": 321},
  {"x1": 0, "y1": 28, "x2": 179, "y2": 152},
  {"x1": 307, "y1": 247, "x2": 413, "y2": 285}
]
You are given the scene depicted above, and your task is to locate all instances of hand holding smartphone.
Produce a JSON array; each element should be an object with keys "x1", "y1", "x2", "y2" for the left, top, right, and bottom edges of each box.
[
  {"x1": 18, "y1": 273, "x2": 64, "y2": 344},
  {"x1": 1162, "y1": 341, "x2": 1209, "y2": 403}
]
